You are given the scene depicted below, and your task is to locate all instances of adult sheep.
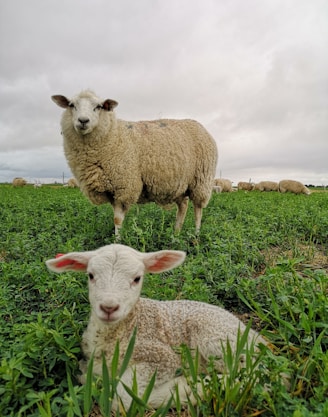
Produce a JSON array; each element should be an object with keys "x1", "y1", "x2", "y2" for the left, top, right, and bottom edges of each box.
[
  {"x1": 279, "y1": 179, "x2": 311, "y2": 195},
  {"x1": 12, "y1": 177, "x2": 27, "y2": 187},
  {"x1": 237, "y1": 181, "x2": 255, "y2": 191},
  {"x1": 213, "y1": 178, "x2": 233, "y2": 192},
  {"x1": 46, "y1": 243, "x2": 266, "y2": 409},
  {"x1": 51, "y1": 90, "x2": 218, "y2": 236},
  {"x1": 254, "y1": 181, "x2": 279, "y2": 192},
  {"x1": 67, "y1": 177, "x2": 78, "y2": 188}
]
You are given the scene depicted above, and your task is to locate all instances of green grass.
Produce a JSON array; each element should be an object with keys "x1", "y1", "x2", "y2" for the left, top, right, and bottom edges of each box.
[{"x1": 0, "y1": 185, "x2": 327, "y2": 416}]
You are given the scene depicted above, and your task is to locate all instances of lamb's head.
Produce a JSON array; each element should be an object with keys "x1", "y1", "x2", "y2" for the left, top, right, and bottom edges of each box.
[
  {"x1": 46, "y1": 244, "x2": 185, "y2": 324},
  {"x1": 51, "y1": 90, "x2": 118, "y2": 136}
]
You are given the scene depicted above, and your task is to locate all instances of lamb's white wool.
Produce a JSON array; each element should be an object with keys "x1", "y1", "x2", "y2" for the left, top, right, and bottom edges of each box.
[
  {"x1": 254, "y1": 181, "x2": 279, "y2": 192},
  {"x1": 46, "y1": 244, "x2": 266, "y2": 409},
  {"x1": 279, "y1": 179, "x2": 311, "y2": 195},
  {"x1": 52, "y1": 90, "x2": 218, "y2": 235}
]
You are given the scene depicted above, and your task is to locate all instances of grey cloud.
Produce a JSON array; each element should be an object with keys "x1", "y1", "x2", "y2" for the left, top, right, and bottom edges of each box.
[{"x1": 0, "y1": 0, "x2": 327, "y2": 184}]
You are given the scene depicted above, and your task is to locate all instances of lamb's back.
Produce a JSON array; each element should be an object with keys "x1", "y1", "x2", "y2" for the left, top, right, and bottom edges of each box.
[{"x1": 137, "y1": 298, "x2": 248, "y2": 347}]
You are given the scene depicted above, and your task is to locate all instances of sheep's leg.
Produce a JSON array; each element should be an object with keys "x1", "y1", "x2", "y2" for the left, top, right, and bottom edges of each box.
[
  {"x1": 174, "y1": 197, "x2": 189, "y2": 232},
  {"x1": 193, "y1": 204, "x2": 203, "y2": 234},
  {"x1": 113, "y1": 202, "x2": 128, "y2": 237}
]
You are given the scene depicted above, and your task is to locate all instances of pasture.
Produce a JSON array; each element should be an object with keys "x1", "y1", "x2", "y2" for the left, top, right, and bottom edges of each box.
[{"x1": 0, "y1": 185, "x2": 327, "y2": 416}]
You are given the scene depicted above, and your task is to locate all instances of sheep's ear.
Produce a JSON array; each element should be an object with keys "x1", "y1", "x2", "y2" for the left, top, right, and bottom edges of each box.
[
  {"x1": 51, "y1": 95, "x2": 70, "y2": 109},
  {"x1": 143, "y1": 250, "x2": 186, "y2": 274},
  {"x1": 102, "y1": 99, "x2": 118, "y2": 111},
  {"x1": 46, "y1": 251, "x2": 94, "y2": 273}
]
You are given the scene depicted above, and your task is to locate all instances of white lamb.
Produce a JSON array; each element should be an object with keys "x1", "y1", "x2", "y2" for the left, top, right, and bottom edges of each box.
[
  {"x1": 46, "y1": 243, "x2": 266, "y2": 409},
  {"x1": 51, "y1": 90, "x2": 218, "y2": 236},
  {"x1": 279, "y1": 179, "x2": 311, "y2": 195}
]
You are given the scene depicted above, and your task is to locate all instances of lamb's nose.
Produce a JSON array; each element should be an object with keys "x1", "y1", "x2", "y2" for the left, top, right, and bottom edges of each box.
[
  {"x1": 100, "y1": 304, "x2": 119, "y2": 315},
  {"x1": 78, "y1": 117, "x2": 89, "y2": 124}
]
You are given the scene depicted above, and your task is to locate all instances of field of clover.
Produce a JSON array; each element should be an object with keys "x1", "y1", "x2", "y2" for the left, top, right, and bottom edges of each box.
[{"x1": 0, "y1": 184, "x2": 327, "y2": 417}]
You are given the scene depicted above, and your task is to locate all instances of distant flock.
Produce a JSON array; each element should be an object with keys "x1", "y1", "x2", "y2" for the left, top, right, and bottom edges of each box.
[
  {"x1": 213, "y1": 178, "x2": 311, "y2": 195},
  {"x1": 12, "y1": 177, "x2": 311, "y2": 195}
]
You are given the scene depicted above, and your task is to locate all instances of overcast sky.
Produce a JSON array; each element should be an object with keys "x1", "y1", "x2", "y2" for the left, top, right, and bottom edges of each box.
[{"x1": 0, "y1": 0, "x2": 327, "y2": 185}]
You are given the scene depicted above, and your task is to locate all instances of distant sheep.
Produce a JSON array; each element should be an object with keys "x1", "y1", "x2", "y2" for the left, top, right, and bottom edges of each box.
[
  {"x1": 255, "y1": 181, "x2": 279, "y2": 192},
  {"x1": 213, "y1": 178, "x2": 233, "y2": 192},
  {"x1": 46, "y1": 243, "x2": 266, "y2": 409},
  {"x1": 238, "y1": 181, "x2": 255, "y2": 191},
  {"x1": 279, "y1": 179, "x2": 311, "y2": 195},
  {"x1": 52, "y1": 90, "x2": 218, "y2": 235},
  {"x1": 12, "y1": 177, "x2": 27, "y2": 187},
  {"x1": 67, "y1": 177, "x2": 78, "y2": 188},
  {"x1": 34, "y1": 180, "x2": 42, "y2": 188}
]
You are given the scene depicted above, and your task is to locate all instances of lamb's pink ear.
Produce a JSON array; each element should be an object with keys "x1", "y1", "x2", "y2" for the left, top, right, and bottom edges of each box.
[
  {"x1": 143, "y1": 250, "x2": 186, "y2": 274},
  {"x1": 45, "y1": 251, "x2": 94, "y2": 273}
]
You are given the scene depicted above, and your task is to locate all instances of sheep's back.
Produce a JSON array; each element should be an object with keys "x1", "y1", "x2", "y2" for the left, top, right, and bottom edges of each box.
[{"x1": 122, "y1": 119, "x2": 217, "y2": 203}]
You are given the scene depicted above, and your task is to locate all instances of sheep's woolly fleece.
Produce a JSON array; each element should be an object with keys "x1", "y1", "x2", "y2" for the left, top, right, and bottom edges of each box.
[
  {"x1": 238, "y1": 181, "x2": 255, "y2": 191},
  {"x1": 255, "y1": 181, "x2": 279, "y2": 191},
  {"x1": 12, "y1": 177, "x2": 27, "y2": 187},
  {"x1": 213, "y1": 178, "x2": 233, "y2": 192},
  {"x1": 279, "y1": 179, "x2": 311, "y2": 195},
  {"x1": 52, "y1": 90, "x2": 218, "y2": 235}
]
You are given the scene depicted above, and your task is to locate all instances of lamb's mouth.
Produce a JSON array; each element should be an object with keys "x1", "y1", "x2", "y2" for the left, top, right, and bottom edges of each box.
[
  {"x1": 99, "y1": 315, "x2": 119, "y2": 324},
  {"x1": 98, "y1": 311, "x2": 120, "y2": 323}
]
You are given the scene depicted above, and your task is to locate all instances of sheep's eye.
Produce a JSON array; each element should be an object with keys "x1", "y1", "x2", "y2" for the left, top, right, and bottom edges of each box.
[
  {"x1": 88, "y1": 273, "x2": 94, "y2": 281},
  {"x1": 133, "y1": 276, "x2": 141, "y2": 284},
  {"x1": 68, "y1": 102, "x2": 75, "y2": 109},
  {"x1": 94, "y1": 104, "x2": 102, "y2": 111}
]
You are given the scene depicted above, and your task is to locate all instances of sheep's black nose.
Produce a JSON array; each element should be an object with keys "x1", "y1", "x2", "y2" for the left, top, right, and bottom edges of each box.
[{"x1": 78, "y1": 117, "x2": 89, "y2": 124}]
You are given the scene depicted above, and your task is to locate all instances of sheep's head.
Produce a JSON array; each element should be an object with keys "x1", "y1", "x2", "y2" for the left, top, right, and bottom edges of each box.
[
  {"x1": 46, "y1": 244, "x2": 185, "y2": 324},
  {"x1": 52, "y1": 90, "x2": 118, "y2": 136}
]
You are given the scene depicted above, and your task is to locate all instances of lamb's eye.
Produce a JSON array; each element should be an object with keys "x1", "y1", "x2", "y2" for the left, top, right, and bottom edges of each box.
[
  {"x1": 68, "y1": 102, "x2": 75, "y2": 109},
  {"x1": 94, "y1": 104, "x2": 102, "y2": 111},
  {"x1": 133, "y1": 276, "x2": 141, "y2": 284},
  {"x1": 88, "y1": 273, "x2": 94, "y2": 281}
]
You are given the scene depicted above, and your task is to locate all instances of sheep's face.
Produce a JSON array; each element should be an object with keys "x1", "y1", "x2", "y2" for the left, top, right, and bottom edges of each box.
[
  {"x1": 52, "y1": 91, "x2": 118, "y2": 136},
  {"x1": 46, "y1": 244, "x2": 186, "y2": 325}
]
